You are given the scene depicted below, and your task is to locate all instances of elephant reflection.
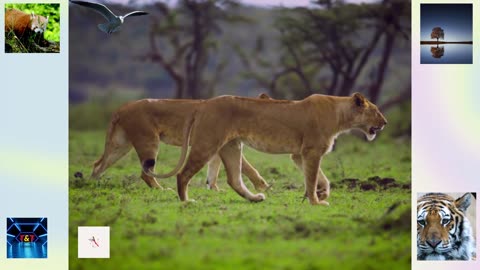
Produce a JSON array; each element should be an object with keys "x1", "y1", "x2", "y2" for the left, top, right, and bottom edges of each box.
[{"x1": 430, "y1": 46, "x2": 444, "y2": 59}]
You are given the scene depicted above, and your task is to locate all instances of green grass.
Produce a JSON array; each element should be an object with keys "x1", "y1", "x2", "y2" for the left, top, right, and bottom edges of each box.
[{"x1": 69, "y1": 130, "x2": 411, "y2": 270}]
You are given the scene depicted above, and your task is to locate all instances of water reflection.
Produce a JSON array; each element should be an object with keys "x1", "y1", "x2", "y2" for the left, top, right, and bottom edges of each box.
[
  {"x1": 421, "y1": 44, "x2": 472, "y2": 64},
  {"x1": 430, "y1": 46, "x2": 444, "y2": 58}
]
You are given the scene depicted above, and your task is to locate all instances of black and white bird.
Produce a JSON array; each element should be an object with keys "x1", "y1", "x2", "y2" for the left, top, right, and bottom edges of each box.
[{"x1": 70, "y1": 0, "x2": 148, "y2": 34}]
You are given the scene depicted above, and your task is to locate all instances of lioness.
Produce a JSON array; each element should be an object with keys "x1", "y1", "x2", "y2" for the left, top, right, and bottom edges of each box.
[
  {"x1": 92, "y1": 98, "x2": 270, "y2": 191},
  {"x1": 146, "y1": 92, "x2": 387, "y2": 205}
]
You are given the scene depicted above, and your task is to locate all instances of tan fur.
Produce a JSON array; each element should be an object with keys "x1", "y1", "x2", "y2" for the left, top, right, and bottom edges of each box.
[
  {"x1": 166, "y1": 93, "x2": 387, "y2": 205},
  {"x1": 92, "y1": 98, "x2": 270, "y2": 191},
  {"x1": 206, "y1": 92, "x2": 272, "y2": 191},
  {"x1": 5, "y1": 8, "x2": 48, "y2": 39}
]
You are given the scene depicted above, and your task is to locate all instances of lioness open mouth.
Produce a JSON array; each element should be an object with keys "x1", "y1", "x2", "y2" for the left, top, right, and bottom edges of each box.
[{"x1": 369, "y1": 126, "x2": 384, "y2": 135}]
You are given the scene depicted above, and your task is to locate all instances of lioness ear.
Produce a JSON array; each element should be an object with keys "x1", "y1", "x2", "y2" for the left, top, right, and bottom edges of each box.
[
  {"x1": 455, "y1": 193, "x2": 473, "y2": 213},
  {"x1": 258, "y1": 93, "x2": 271, "y2": 100},
  {"x1": 352, "y1": 92, "x2": 366, "y2": 107}
]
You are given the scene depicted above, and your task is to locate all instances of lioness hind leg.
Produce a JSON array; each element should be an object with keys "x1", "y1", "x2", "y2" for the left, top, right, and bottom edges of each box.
[
  {"x1": 219, "y1": 141, "x2": 265, "y2": 202},
  {"x1": 131, "y1": 137, "x2": 162, "y2": 189},
  {"x1": 206, "y1": 154, "x2": 269, "y2": 192},
  {"x1": 206, "y1": 154, "x2": 222, "y2": 191},
  {"x1": 92, "y1": 144, "x2": 132, "y2": 179},
  {"x1": 177, "y1": 147, "x2": 218, "y2": 201},
  {"x1": 92, "y1": 125, "x2": 132, "y2": 179},
  {"x1": 241, "y1": 156, "x2": 270, "y2": 192}
]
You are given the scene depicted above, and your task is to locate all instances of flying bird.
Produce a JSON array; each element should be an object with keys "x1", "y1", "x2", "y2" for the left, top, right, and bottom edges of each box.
[{"x1": 70, "y1": 0, "x2": 148, "y2": 34}]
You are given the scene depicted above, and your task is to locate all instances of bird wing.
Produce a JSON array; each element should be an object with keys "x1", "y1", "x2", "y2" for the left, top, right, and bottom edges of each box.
[
  {"x1": 70, "y1": 0, "x2": 117, "y2": 21},
  {"x1": 122, "y1": 11, "x2": 149, "y2": 19}
]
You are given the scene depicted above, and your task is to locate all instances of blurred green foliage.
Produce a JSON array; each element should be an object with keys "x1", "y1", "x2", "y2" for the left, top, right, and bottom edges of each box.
[{"x1": 5, "y1": 3, "x2": 60, "y2": 41}]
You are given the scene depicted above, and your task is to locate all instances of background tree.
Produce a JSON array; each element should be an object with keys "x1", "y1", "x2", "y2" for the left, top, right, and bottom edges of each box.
[
  {"x1": 430, "y1": 27, "x2": 444, "y2": 42},
  {"x1": 140, "y1": 0, "x2": 247, "y2": 99},
  {"x1": 236, "y1": 0, "x2": 410, "y2": 105},
  {"x1": 69, "y1": 0, "x2": 410, "y2": 117}
]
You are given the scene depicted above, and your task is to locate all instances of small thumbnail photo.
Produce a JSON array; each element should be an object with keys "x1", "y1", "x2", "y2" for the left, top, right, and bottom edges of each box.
[
  {"x1": 78, "y1": 226, "x2": 110, "y2": 258},
  {"x1": 4, "y1": 3, "x2": 60, "y2": 53},
  {"x1": 6, "y1": 217, "x2": 48, "y2": 259},
  {"x1": 417, "y1": 193, "x2": 476, "y2": 261},
  {"x1": 420, "y1": 4, "x2": 472, "y2": 64}
]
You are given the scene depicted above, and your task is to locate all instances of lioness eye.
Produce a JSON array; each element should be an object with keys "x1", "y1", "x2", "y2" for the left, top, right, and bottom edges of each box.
[
  {"x1": 442, "y1": 218, "x2": 450, "y2": 225},
  {"x1": 418, "y1": 219, "x2": 425, "y2": 226}
]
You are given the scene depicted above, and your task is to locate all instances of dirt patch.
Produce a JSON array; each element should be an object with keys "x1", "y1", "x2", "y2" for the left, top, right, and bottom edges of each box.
[
  {"x1": 294, "y1": 223, "x2": 310, "y2": 237},
  {"x1": 340, "y1": 178, "x2": 360, "y2": 189},
  {"x1": 201, "y1": 220, "x2": 219, "y2": 227},
  {"x1": 283, "y1": 183, "x2": 298, "y2": 190},
  {"x1": 269, "y1": 167, "x2": 280, "y2": 175},
  {"x1": 360, "y1": 182, "x2": 376, "y2": 191},
  {"x1": 284, "y1": 222, "x2": 334, "y2": 240},
  {"x1": 333, "y1": 177, "x2": 411, "y2": 192},
  {"x1": 369, "y1": 176, "x2": 394, "y2": 186},
  {"x1": 378, "y1": 202, "x2": 411, "y2": 232}
]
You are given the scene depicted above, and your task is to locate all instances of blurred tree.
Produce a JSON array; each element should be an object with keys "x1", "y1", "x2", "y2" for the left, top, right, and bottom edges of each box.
[
  {"x1": 237, "y1": 0, "x2": 410, "y2": 105},
  {"x1": 430, "y1": 27, "x2": 444, "y2": 42},
  {"x1": 140, "y1": 0, "x2": 247, "y2": 99}
]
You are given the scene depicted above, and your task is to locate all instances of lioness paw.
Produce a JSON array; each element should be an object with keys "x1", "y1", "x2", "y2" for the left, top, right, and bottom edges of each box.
[
  {"x1": 251, "y1": 193, "x2": 266, "y2": 202},
  {"x1": 310, "y1": 200, "x2": 329, "y2": 206},
  {"x1": 207, "y1": 184, "x2": 222, "y2": 191}
]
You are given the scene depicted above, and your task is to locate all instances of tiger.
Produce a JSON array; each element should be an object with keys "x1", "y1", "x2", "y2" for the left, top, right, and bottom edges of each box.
[{"x1": 417, "y1": 192, "x2": 476, "y2": 260}]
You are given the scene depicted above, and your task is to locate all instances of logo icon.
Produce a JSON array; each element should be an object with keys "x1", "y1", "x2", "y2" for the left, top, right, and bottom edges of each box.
[
  {"x1": 88, "y1": 236, "x2": 100, "y2": 247},
  {"x1": 6, "y1": 217, "x2": 48, "y2": 259}
]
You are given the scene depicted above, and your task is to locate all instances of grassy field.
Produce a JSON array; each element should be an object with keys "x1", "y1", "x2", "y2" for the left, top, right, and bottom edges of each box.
[{"x1": 69, "y1": 130, "x2": 411, "y2": 270}]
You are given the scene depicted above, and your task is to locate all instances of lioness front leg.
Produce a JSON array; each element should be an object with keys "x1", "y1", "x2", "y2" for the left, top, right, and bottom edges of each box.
[
  {"x1": 301, "y1": 148, "x2": 328, "y2": 206},
  {"x1": 219, "y1": 140, "x2": 265, "y2": 202},
  {"x1": 291, "y1": 154, "x2": 329, "y2": 201},
  {"x1": 316, "y1": 168, "x2": 330, "y2": 201}
]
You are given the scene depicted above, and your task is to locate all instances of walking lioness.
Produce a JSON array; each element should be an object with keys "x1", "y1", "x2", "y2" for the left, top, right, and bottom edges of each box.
[
  {"x1": 92, "y1": 98, "x2": 270, "y2": 191},
  {"x1": 146, "y1": 92, "x2": 387, "y2": 205}
]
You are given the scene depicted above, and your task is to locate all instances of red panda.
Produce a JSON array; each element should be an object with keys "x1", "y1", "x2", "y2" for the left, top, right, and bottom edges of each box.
[{"x1": 4, "y1": 8, "x2": 49, "y2": 39}]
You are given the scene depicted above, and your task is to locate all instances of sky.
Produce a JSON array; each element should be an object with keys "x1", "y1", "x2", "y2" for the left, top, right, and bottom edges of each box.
[
  {"x1": 237, "y1": 0, "x2": 377, "y2": 7},
  {"x1": 420, "y1": 4, "x2": 472, "y2": 42},
  {"x1": 110, "y1": 0, "x2": 378, "y2": 8}
]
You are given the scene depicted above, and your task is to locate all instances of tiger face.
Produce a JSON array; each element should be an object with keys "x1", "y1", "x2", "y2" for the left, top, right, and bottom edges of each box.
[{"x1": 417, "y1": 193, "x2": 475, "y2": 260}]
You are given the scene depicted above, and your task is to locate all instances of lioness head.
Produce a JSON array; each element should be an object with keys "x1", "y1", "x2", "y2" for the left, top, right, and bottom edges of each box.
[{"x1": 350, "y1": 92, "x2": 387, "y2": 141}]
